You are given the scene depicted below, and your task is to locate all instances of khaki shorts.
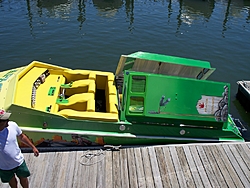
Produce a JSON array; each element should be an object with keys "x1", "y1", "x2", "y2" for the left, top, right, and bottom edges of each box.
[{"x1": 0, "y1": 161, "x2": 30, "y2": 183}]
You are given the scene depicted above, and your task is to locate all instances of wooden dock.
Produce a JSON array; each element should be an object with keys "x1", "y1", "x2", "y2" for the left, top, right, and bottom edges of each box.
[{"x1": 0, "y1": 142, "x2": 249, "y2": 188}]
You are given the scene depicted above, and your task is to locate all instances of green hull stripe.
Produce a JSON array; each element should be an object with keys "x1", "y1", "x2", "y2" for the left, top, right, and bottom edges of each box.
[{"x1": 21, "y1": 127, "x2": 243, "y2": 142}]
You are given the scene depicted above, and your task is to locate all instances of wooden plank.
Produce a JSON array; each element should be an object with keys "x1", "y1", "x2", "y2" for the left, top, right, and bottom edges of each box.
[
  {"x1": 222, "y1": 144, "x2": 250, "y2": 187},
  {"x1": 31, "y1": 152, "x2": 50, "y2": 187},
  {"x1": 188, "y1": 145, "x2": 211, "y2": 188},
  {"x1": 240, "y1": 143, "x2": 250, "y2": 154},
  {"x1": 23, "y1": 153, "x2": 36, "y2": 185},
  {"x1": 105, "y1": 150, "x2": 113, "y2": 188},
  {"x1": 228, "y1": 144, "x2": 250, "y2": 183},
  {"x1": 215, "y1": 144, "x2": 244, "y2": 188},
  {"x1": 169, "y1": 146, "x2": 187, "y2": 187},
  {"x1": 51, "y1": 152, "x2": 64, "y2": 188},
  {"x1": 64, "y1": 151, "x2": 77, "y2": 188},
  {"x1": 154, "y1": 147, "x2": 171, "y2": 188},
  {"x1": 235, "y1": 144, "x2": 250, "y2": 170},
  {"x1": 182, "y1": 145, "x2": 203, "y2": 188},
  {"x1": 141, "y1": 147, "x2": 155, "y2": 188},
  {"x1": 196, "y1": 145, "x2": 219, "y2": 187},
  {"x1": 72, "y1": 151, "x2": 86, "y2": 188},
  {"x1": 39, "y1": 152, "x2": 57, "y2": 188},
  {"x1": 202, "y1": 145, "x2": 228, "y2": 187},
  {"x1": 113, "y1": 150, "x2": 121, "y2": 188},
  {"x1": 134, "y1": 147, "x2": 146, "y2": 188},
  {"x1": 209, "y1": 145, "x2": 240, "y2": 188},
  {"x1": 175, "y1": 146, "x2": 195, "y2": 187},
  {"x1": 55, "y1": 151, "x2": 71, "y2": 187},
  {"x1": 87, "y1": 150, "x2": 98, "y2": 188},
  {"x1": 148, "y1": 147, "x2": 163, "y2": 188},
  {"x1": 96, "y1": 150, "x2": 106, "y2": 188},
  {"x1": 127, "y1": 148, "x2": 138, "y2": 188},
  {"x1": 120, "y1": 148, "x2": 129, "y2": 188},
  {"x1": 162, "y1": 146, "x2": 179, "y2": 188}
]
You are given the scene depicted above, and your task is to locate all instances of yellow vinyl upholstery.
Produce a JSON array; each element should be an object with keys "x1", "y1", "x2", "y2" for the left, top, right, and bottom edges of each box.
[
  {"x1": 57, "y1": 71, "x2": 119, "y2": 121},
  {"x1": 62, "y1": 70, "x2": 96, "y2": 82},
  {"x1": 57, "y1": 93, "x2": 95, "y2": 112},
  {"x1": 58, "y1": 109, "x2": 118, "y2": 122},
  {"x1": 63, "y1": 79, "x2": 96, "y2": 96},
  {"x1": 105, "y1": 81, "x2": 118, "y2": 114}
]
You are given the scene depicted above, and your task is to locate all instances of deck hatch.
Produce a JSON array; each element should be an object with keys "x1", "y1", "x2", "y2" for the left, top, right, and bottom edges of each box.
[{"x1": 116, "y1": 52, "x2": 215, "y2": 80}]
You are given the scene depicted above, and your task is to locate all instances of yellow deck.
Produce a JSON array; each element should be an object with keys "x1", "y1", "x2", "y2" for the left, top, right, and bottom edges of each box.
[{"x1": 14, "y1": 61, "x2": 119, "y2": 122}]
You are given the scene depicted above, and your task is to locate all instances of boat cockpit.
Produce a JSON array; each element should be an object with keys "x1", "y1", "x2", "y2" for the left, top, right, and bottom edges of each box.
[{"x1": 13, "y1": 61, "x2": 119, "y2": 122}]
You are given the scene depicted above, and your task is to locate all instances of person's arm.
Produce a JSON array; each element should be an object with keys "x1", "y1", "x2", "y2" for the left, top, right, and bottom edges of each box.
[{"x1": 18, "y1": 133, "x2": 39, "y2": 157}]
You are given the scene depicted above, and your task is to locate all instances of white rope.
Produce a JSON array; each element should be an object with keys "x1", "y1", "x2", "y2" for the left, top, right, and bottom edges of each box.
[{"x1": 79, "y1": 149, "x2": 105, "y2": 166}]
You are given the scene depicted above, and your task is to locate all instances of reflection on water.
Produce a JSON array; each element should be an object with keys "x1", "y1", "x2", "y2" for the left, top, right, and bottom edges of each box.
[
  {"x1": 37, "y1": 0, "x2": 72, "y2": 18},
  {"x1": 37, "y1": 0, "x2": 69, "y2": 8},
  {"x1": 26, "y1": 0, "x2": 74, "y2": 36},
  {"x1": 221, "y1": 0, "x2": 250, "y2": 36},
  {"x1": 178, "y1": 0, "x2": 215, "y2": 23},
  {"x1": 175, "y1": 0, "x2": 215, "y2": 34},
  {"x1": 77, "y1": 0, "x2": 86, "y2": 30},
  {"x1": 125, "y1": 0, "x2": 134, "y2": 32},
  {"x1": 22, "y1": 0, "x2": 250, "y2": 35},
  {"x1": 93, "y1": 0, "x2": 123, "y2": 18}
]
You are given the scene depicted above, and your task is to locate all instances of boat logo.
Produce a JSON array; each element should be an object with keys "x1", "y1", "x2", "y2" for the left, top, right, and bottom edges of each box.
[
  {"x1": 196, "y1": 85, "x2": 229, "y2": 122},
  {"x1": 148, "y1": 95, "x2": 171, "y2": 114}
]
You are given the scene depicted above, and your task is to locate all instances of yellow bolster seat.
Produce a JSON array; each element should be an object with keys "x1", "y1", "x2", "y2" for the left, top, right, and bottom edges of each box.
[
  {"x1": 58, "y1": 93, "x2": 95, "y2": 112},
  {"x1": 63, "y1": 70, "x2": 96, "y2": 82},
  {"x1": 106, "y1": 73, "x2": 115, "y2": 82},
  {"x1": 63, "y1": 79, "x2": 96, "y2": 96},
  {"x1": 58, "y1": 109, "x2": 119, "y2": 122},
  {"x1": 93, "y1": 71, "x2": 114, "y2": 81},
  {"x1": 104, "y1": 80, "x2": 118, "y2": 114},
  {"x1": 107, "y1": 95, "x2": 118, "y2": 114},
  {"x1": 106, "y1": 81, "x2": 117, "y2": 95}
]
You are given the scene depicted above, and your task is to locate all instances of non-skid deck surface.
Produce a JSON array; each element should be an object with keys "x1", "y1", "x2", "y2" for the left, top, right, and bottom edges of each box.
[{"x1": 0, "y1": 142, "x2": 249, "y2": 188}]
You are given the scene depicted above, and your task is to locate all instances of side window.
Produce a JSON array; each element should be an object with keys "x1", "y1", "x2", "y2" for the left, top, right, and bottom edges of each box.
[
  {"x1": 196, "y1": 68, "x2": 209, "y2": 79},
  {"x1": 129, "y1": 97, "x2": 144, "y2": 113},
  {"x1": 131, "y1": 76, "x2": 146, "y2": 92}
]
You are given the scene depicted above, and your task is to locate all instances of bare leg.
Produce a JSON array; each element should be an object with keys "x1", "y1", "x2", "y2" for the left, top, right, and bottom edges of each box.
[
  {"x1": 19, "y1": 177, "x2": 29, "y2": 188},
  {"x1": 9, "y1": 176, "x2": 18, "y2": 188}
]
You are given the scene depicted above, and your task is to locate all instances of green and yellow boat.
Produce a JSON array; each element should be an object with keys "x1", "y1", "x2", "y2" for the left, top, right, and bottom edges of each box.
[{"x1": 0, "y1": 52, "x2": 244, "y2": 147}]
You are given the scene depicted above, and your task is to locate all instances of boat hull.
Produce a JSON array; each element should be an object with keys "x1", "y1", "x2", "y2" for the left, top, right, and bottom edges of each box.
[
  {"x1": 10, "y1": 106, "x2": 242, "y2": 147},
  {"x1": 0, "y1": 53, "x2": 245, "y2": 147},
  {"x1": 236, "y1": 81, "x2": 250, "y2": 111},
  {"x1": 19, "y1": 124, "x2": 243, "y2": 147}
]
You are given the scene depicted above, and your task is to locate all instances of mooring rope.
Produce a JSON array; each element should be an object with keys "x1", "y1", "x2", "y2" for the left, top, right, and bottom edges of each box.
[{"x1": 79, "y1": 149, "x2": 105, "y2": 166}]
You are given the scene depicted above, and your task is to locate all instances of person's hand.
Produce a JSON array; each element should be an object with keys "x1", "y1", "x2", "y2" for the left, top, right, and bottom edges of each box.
[{"x1": 33, "y1": 147, "x2": 39, "y2": 157}]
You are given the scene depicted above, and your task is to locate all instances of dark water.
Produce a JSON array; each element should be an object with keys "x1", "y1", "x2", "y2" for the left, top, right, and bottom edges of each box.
[{"x1": 0, "y1": 0, "x2": 250, "y2": 139}]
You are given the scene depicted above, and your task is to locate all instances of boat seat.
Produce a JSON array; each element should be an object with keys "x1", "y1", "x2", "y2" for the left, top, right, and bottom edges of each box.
[
  {"x1": 57, "y1": 93, "x2": 95, "y2": 112},
  {"x1": 57, "y1": 109, "x2": 119, "y2": 122},
  {"x1": 105, "y1": 80, "x2": 118, "y2": 114},
  {"x1": 107, "y1": 95, "x2": 118, "y2": 114},
  {"x1": 62, "y1": 70, "x2": 96, "y2": 82},
  {"x1": 61, "y1": 79, "x2": 96, "y2": 96},
  {"x1": 106, "y1": 80, "x2": 117, "y2": 95}
]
